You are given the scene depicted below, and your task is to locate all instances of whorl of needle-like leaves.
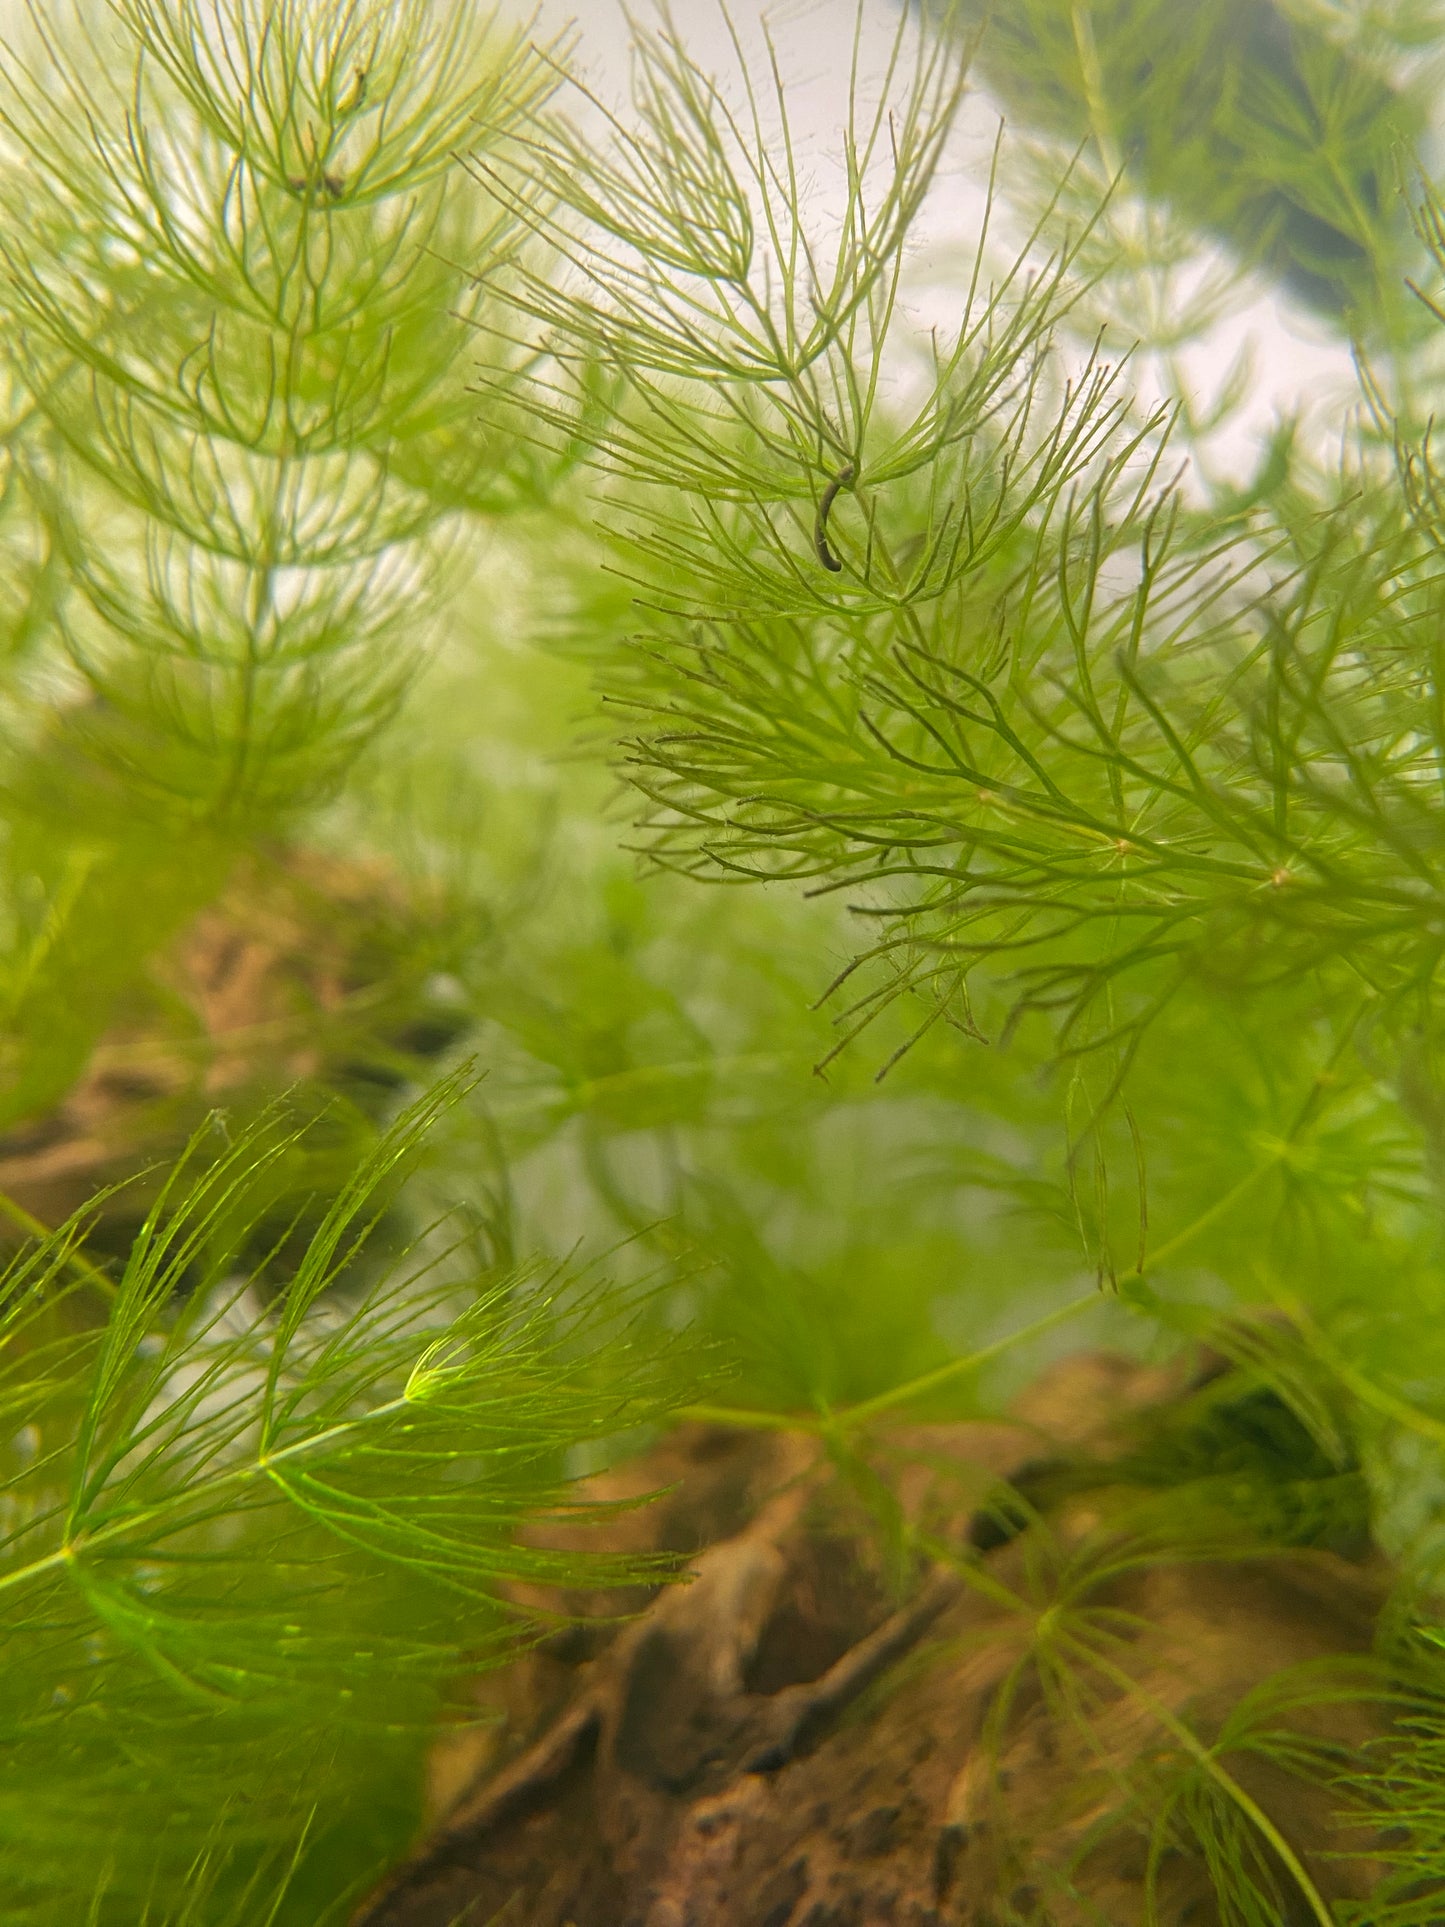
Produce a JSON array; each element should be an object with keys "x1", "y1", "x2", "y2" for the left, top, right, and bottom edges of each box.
[
  {"x1": 0, "y1": 0, "x2": 560, "y2": 826},
  {"x1": 489, "y1": 6, "x2": 1445, "y2": 1097},
  {"x1": 0, "y1": 1069, "x2": 681, "y2": 1924}
]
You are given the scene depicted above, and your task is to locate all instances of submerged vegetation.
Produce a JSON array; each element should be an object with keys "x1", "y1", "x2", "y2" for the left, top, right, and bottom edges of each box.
[{"x1": 2, "y1": 0, "x2": 1445, "y2": 1919}]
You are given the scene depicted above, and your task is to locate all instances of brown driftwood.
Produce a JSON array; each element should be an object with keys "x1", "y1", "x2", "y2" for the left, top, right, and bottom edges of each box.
[
  {"x1": 355, "y1": 1350, "x2": 1393, "y2": 1927},
  {"x1": 0, "y1": 849, "x2": 453, "y2": 1241}
]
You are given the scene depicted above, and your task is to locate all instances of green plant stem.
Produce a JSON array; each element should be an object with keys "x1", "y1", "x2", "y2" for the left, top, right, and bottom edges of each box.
[
  {"x1": 677, "y1": 1123, "x2": 1304, "y2": 1435},
  {"x1": 675, "y1": 1291, "x2": 1097, "y2": 1434},
  {"x1": 1081, "y1": 1644, "x2": 1338, "y2": 1927},
  {"x1": 672, "y1": 1400, "x2": 811, "y2": 1433},
  {"x1": 1288, "y1": 1304, "x2": 1445, "y2": 1452},
  {"x1": 0, "y1": 1189, "x2": 117, "y2": 1301},
  {"x1": 490, "y1": 1052, "x2": 797, "y2": 1121},
  {"x1": 0, "y1": 1381, "x2": 443, "y2": 1602},
  {"x1": 839, "y1": 1289, "x2": 1099, "y2": 1425},
  {"x1": 1131, "y1": 1157, "x2": 1279, "y2": 1279}
]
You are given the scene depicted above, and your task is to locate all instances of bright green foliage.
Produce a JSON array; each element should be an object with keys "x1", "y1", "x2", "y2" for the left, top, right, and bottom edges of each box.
[
  {"x1": 0, "y1": 1076, "x2": 681, "y2": 1925},
  {"x1": 1, "y1": 0, "x2": 552, "y2": 820},
  {"x1": 4, "y1": 0, "x2": 1445, "y2": 1921},
  {"x1": 487, "y1": 3, "x2": 1445, "y2": 1294},
  {"x1": 0, "y1": 4, "x2": 697, "y2": 1920},
  {"x1": 481, "y1": 3, "x2": 1445, "y2": 1912},
  {"x1": 0, "y1": 0, "x2": 562, "y2": 1130}
]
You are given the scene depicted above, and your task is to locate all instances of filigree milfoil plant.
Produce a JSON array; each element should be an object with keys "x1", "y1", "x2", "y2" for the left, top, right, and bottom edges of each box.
[
  {"x1": 0, "y1": 4, "x2": 683, "y2": 1923},
  {"x1": 0, "y1": 0, "x2": 566, "y2": 1131},
  {"x1": 7, "y1": 0, "x2": 1445, "y2": 1922},
  {"x1": 479, "y1": 2, "x2": 1445, "y2": 1918}
]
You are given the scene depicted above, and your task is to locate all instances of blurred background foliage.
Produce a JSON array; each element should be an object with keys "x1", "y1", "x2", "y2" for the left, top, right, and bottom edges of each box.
[{"x1": 940, "y1": 0, "x2": 1442, "y2": 322}]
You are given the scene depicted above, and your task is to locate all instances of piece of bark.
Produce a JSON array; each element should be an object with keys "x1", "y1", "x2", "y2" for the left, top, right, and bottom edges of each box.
[{"x1": 356, "y1": 1349, "x2": 1394, "y2": 1927}]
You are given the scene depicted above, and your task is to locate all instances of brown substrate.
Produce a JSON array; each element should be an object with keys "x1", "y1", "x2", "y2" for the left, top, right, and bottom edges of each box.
[
  {"x1": 356, "y1": 1349, "x2": 1394, "y2": 1927},
  {"x1": 0, "y1": 848, "x2": 463, "y2": 1248}
]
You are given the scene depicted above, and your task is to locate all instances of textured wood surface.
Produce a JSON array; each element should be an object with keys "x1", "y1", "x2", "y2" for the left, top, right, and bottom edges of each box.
[{"x1": 357, "y1": 1349, "x2": 1391, "y2": 1927}]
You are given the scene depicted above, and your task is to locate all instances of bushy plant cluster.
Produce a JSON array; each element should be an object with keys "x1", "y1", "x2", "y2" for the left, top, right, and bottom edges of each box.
[{"x1": 3, "y1": 1, "x2": 1445, "y2": 1920}]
